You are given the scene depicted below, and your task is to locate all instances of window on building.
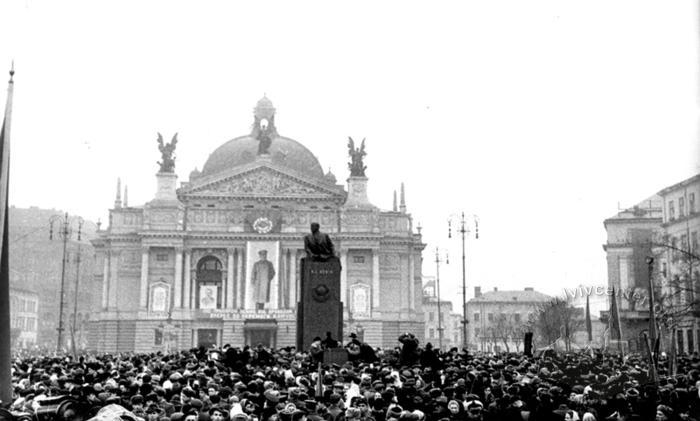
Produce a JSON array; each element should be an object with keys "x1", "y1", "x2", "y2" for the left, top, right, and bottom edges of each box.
[
  {"x1": 679, "y1": 197, "x2": 685, "y2": 217},
  {"x1": 669, "y1": 200, "x2": 675, "y2": 221},
  {"x1": 429, "y1": 328, "x2": 435, "y2": 339},
  {"x1": 688, "y1": 329, "x2": 695, "y2": 353},
  {"x1": 475, "y1": 328, "x2": 481, "y2": 338},
  {"x1": 514, "y1": 313, "x2": 521, "y2": 323},
  {"x1": 429, "y1": 312, "x2": 434, "y2": 322},
  {"x1": 682, "y1": 234, "x2": 689, "y2": 254},
  {"x1": 353, "y1": 256, "x2": 365, "y2": 264},
  {"x1": 156, "y1": 253, "x2": 169, "y2": 262},
  {"x1": 154, "y1": 328, "x2": 163, "y2": 346},
  {"x1": 487, "y1": 313, "x2": 494, "y2": 322},
  {"x1": 672, "y1": 237, "x2": 679, "y2": 261},
  {"x1": 690, "y1": 193, "x2": 696, "y2": 214},
  {"x1": 678, "y1": 329, "x2": 685, "y2": 353},
  {"x1": 474, "y1": 313, "x2": 480, "y2": 322},
  {"x1": 692, "y1": 232, "x2": 698, "y2": 254}
]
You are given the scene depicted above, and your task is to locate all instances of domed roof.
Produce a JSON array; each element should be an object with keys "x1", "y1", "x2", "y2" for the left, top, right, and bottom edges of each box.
[
  {"x1": 199, "y1": 96, "x2": 326, "y2": 180},
  {"x1": 200, "y1": 135, "x2": 325, "y2": 180}
]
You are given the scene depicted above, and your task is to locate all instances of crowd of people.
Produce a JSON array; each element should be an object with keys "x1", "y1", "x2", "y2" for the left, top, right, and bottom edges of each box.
[{"x1": 5, "y1": 332, "x2": 700, "y2": 421}]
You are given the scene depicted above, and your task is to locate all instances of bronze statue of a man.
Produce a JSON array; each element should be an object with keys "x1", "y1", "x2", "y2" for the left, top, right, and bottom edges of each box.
[{"x1": 304, "y1": 222, "x2": 336, "y2": 261}]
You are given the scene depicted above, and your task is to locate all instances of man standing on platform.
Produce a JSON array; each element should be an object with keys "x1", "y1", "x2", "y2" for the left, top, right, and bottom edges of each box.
[
  {"x1": 252, "y1": 250, "x2": 275, "y2": 310},
  {"x1": 304, "y1": 223, "x2": 336, "y2": 261}
]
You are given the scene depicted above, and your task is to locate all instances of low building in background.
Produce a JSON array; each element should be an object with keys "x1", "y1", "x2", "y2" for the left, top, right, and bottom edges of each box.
[
  {"x1": 422, "y1": 278, "x2": 461, "y2": 350},
  {"x1": 467, "y1": 286, "x2": 550, "y2": 353},
  {"x1": 10, "y1": 288, "x2": 38, "y2": 348}
]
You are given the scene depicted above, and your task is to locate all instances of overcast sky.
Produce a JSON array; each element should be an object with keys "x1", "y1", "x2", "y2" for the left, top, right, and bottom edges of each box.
[{"x1": 1, "y1": 1, "x2": 698, "y2": 311}]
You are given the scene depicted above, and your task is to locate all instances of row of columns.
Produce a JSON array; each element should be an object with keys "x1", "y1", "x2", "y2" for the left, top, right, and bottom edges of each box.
[{"x1": 101, "y1": 245, "x2": 418, "y2": 313}]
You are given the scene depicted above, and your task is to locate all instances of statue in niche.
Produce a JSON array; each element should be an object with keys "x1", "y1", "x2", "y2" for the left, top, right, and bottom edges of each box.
[
  {"x1": 253, "y1": 115, "x2": 277, "y2": 155},
  {"x1": 347, "y1": 137, "x2": 367, "y2": 177},
  {"x1": 157, "y1": 132, "x2": 178, "y2": 173}
]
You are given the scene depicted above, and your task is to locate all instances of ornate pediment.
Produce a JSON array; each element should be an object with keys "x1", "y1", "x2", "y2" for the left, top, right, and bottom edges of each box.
[{"x1": 183, "y1": 167, "x2": 343, "y2": 199}]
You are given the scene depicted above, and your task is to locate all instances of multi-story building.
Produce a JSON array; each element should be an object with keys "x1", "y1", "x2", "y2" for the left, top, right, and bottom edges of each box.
[
  {"x1": 602, "y1": 196, "x2": 662, "y2": 352},
  {"x1": 9, "y1": 206, "x2": 97, "y2": 350},
  {"x1": 657, "y1": 174, "x2": 700, "y2": 354},
  {"x1": 603, "y1": 174, "x2": 700, "y2": 354},
  {"x1": 89, "y1": 97, "x2": 426, "y2": 352},
  {"x1": 422, "y1": 278, "x2": 461, "y2": 350},
  {"x1": 10, "y1": 288, "x2": 38, "y2": 348},
  {"x1": 467, "y1": 286, "x2": 550, "y2": 352}
]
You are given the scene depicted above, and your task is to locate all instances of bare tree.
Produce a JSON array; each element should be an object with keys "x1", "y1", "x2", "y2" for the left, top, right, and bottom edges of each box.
[{"x1": 527, "y1": 297, "x2": 583, "y2": 352}]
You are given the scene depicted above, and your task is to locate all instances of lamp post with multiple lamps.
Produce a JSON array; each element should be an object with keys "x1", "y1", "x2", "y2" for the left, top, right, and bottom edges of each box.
[
  {"x1": 434, "y1": 247, "x2": 449, "y2": 350},
  {"x1": 448, "y1": 212, "x2": 479, "y2": 351},
  {"x1": 49, "y1": 213, "x2": 83, "y2": 353}
]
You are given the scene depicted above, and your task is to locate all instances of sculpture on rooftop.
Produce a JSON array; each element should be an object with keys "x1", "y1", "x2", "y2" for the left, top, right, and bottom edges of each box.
[
  {"x1": 347, "y1": 137, "x2": 366, "y2": 177},
  {"x1": 157, "y1": 132, "x2": 178, "y2": 173}
]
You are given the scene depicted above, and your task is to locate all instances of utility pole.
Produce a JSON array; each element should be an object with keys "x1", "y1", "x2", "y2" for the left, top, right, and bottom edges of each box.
[
  {"x1": 449, "y1": 212, "x2": 479, "y2": 351},
  {"x1": 434, "y1": 247, "x2": 448, "y2": 350},
  {"x1": 71, "y1": 219, "x2": 83, "y2": 357},
  {"x1": 50, "y1": 213, "x2": 82, "y2": 353},
  {"x1": 646, "y1": 256, "x2": 658, "y2": 383}
]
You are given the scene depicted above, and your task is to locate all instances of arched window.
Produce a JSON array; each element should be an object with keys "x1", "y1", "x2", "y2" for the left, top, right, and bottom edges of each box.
[{"x1": 196, "y1": 256, "x2": 223, "y2": 309}]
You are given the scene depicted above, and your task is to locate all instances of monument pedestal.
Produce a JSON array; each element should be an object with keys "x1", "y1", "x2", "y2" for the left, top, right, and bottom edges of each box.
[{"x1": 297, "y1": 257, "x2": 343, "y2": 351}]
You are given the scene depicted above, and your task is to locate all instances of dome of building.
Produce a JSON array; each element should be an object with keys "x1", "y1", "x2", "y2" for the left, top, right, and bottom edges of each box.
[
  {"x1": 200, "y1": 135, "x2": 325, "y2": 180},
  {"x1": 199, "y1": 96, "x2": 326, "y2": 180}
]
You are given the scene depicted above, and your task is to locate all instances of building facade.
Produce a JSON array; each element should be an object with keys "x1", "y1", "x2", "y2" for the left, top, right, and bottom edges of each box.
[
  {"x1": 603, "y1": 174, "x2": 700, "y2": 354},
  {"x1": 89, "y1": 97, "x2": 425, "y2": 352},
  {"x1": 422, "y1": 279, "x2": 462, "y2": 350},
  {"x1": 657, "y1": 174, "x2": 700, "y2": 354},
  {"x1": 602, "y1": 196, "x2": 662, "y2": 352},
  {"x1": 10, "y1": 288, "x2": 39, "y2": 348},
  {"x1": 467, "y1": 286, "x2": 550, "y2": 353}
]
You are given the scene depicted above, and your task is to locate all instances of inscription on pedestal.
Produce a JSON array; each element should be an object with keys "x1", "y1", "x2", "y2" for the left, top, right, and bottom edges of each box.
[{"x1": 297, "y1": 257, "x2": 343, "y2": 350}]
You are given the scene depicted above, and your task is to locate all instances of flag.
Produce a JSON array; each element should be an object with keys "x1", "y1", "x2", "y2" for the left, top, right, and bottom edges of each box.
[
  {"x1": 585, "y1": 294, "x2": 593, "y2": 343},
  {"x1": 609, "y1": 287, "x2": 623, "y2": 341},
  {"x1": 0, "y1": 65, "x2": 15, "y2": 406}
]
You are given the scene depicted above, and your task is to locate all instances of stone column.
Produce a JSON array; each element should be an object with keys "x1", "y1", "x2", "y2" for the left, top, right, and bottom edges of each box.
[
  {"x1": 109, "y1": 251, "x2": 119, "y2": 310},
  {"x1": 173, "y1": 247, "x2": 183, "y2": 309},
  {"x1": 183, "y1": 250, "x2": 191, "y2": 309},
  {"x1": 289, "y1": 250, "x2": 297, "y2": 308},
  {"x1": 226, "y1": 248, "x2": 235, "y2": 308},
  {"x1": 101, "y1": 252, "x2": 110, "y2": 309},
  {"x1": 408, "y1": 251, "x2": 415, "y2": 310},
  {"x1": 372, "y1": 251, "x2": 380, "y2": 309},
  {"x1": 237, "y1": 248, "x2": 245, "y2": 309},
  {"x1": 139, "y1": 247, "x2": 149, "y2": 309},
  {"x1": 340, "y1": 251, "x2": 348, "y2": 304}
]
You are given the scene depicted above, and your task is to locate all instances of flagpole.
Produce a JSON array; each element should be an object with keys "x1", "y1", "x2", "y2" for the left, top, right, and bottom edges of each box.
[{"x1": 0, "y1": 64, "x2": 15, "y2": 406}]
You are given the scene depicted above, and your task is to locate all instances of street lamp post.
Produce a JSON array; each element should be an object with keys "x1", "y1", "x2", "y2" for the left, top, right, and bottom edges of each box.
[
  {"x1": 434, "y1": 247, "x2": 449, "y2": 350},
  {"x1": 70, "y1": 219, "x2": 84, "y2": 357},
  {"x1": 49, "y1": 213, "x2": 82, "y2": 353},
  {"x1": 448, "y1": 212, "x2": 479, "y2": 351}
]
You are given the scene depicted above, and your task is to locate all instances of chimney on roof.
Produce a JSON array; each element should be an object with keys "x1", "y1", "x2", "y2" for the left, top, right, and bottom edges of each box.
[
  {"x1": 493, "y1": 287, "x2": 498, "y2": 292},
  {"x1": 474, "y1": 286, "x2": 482, "y2": 298},
  {"x1": 524, "y1": 287, "x2": 534, "y2": 291}
]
